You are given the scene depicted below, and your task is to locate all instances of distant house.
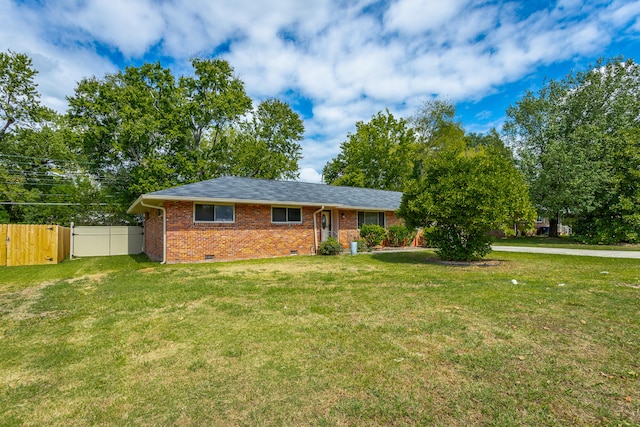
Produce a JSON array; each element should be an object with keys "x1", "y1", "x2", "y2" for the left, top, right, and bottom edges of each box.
[{"x1": 127, "y1": 176, "x2": 403, "y2": 263}]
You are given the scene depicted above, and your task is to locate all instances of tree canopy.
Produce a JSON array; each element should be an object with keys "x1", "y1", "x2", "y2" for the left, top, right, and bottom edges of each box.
[
  {"x1": 66, "y1": 58, "x2": 304, "y2": 218},
  {"x1": 505, "y1": 57, "x2": 640, "y2": 242},
  {"x1": 224, "y1": 98, "x2": 304, "y2": 180},
  {"x1": 180, "y1": 58, "x2": 253, "y2": 149},
  {"x1": 0, "y1": 51, "x2": 53, "y2": 142},
  {"x1": 322, "y1": 110, "x2": 416, "y2": 191},
  {"x1": 321, "y1": 100, "x2": 532, "y2": 260},
  {"x1": 322, "y1": 100, "x2": 490, "y2": 193},
  {"x1": 2, "y1": 51, "x2": 305, "y2": 225},
  {"x1": 0, "y1": 51, "x2": 97, "y2": 224},
  {"x1": 398, "y1": 137, "x2": 534, "y2": 261}
]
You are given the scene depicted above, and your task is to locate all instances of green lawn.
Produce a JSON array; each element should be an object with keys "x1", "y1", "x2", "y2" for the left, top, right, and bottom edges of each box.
[
  {"x1": 1, "y1": 252, "x2": 639, "y2": 426},
  {"x1": 495, "y1": 236, "x2": 640, "y2": 251}
]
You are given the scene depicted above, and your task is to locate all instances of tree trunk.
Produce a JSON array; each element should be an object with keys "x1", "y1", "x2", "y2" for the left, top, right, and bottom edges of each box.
[
  {"x1": 549, "y1": 213, "x2": 559, "y2": 238},
  {"x1": 1, "y1": 117, "x2": 15, "y2": 140}
]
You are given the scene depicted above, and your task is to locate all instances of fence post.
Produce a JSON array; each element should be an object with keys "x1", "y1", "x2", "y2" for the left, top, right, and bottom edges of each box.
[{"x1": 70, "y1": 221, "x2": 74, "y2": 259}]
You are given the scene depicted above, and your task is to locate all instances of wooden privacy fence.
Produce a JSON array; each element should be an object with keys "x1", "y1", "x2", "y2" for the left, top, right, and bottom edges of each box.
[
  {"x1": 0, "y1": 224, "x2": 70, "y2": 267},
  {"x1": 71, "y1": 225, "x2": 144, "y2": 257}
]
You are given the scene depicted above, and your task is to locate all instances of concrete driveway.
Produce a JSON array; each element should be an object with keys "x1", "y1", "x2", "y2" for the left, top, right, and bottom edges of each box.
[{"x1": 492, "y1": 245, "x2": 640, "y2": 259}]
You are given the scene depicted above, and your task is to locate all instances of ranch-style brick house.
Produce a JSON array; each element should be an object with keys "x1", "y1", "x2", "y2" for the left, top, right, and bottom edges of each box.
[{"x1": 127, "y1": 176, "x2": 403, "y2": 263}]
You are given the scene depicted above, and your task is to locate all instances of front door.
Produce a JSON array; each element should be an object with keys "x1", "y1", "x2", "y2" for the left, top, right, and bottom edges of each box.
[{"x1": 321, "y1": 210, "x2": 332, "y2": 242}]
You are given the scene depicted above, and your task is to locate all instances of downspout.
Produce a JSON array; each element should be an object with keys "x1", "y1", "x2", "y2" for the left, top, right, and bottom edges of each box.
[
  {"x1": 313, "y1": 206, "x2": 325, "y2": 254},
  {"x1": 69, "y1": 221, "x2": 74, "y2": 259},
  {"x1": 141, "y1": 200, "x2": 166, "y2": 264}
]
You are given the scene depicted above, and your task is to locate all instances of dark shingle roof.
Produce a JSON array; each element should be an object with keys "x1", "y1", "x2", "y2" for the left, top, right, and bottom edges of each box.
[{"x1": 127, "y1": 176, "x2": 402, "y2": 213}]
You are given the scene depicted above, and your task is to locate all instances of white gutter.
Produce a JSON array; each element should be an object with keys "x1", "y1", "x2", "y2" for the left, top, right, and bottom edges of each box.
[
  {"x1": 313, "y1": 206, "x2": 325, "y2": 254},
  {"x1": 140, "y1": 200, "x2": 166, "y2": 264}
]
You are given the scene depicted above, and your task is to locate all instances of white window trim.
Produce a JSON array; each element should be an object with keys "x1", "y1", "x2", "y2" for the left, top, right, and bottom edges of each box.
[
  {"x1": 357, "y1": 211, "x2": 386, "y2": 229},
  {"x1": 193, "y1": 203, "x2": 235, "y2": 223},
  {"x1": 271, "y1": 206, "x2": 303, "y2": 224}
]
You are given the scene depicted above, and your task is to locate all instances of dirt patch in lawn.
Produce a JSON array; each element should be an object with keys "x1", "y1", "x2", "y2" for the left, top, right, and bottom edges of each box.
[
  {"x1": 65, "y1": 272, "x2": 110, "y2": 284},
  {"x1": 0, "y1": 280, "x2": 62, "y2": 320}
]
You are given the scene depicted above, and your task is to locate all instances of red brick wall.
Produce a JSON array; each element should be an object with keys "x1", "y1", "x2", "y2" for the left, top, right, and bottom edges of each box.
[
  {"x1": 144, "y1": 202, "x2": 404, "y2": 263},
  {"x1": 386, "y1": 212, "x2": 403, "y2": 227},
  {"x1": 163, "y1": 202, "x2": 318, "y2": 263},
  {"x1": 338, "y1": 210, "x2": 360, "y2": 247},
  {"x1": 144, "y1": 209, "x2": 163, "y2": 261},
  {"x1": 337, "y1": 210, "x2": 403, "y2": 248}
]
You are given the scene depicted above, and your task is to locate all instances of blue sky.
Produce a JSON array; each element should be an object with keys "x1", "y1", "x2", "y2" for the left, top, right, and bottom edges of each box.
[{"x1": 1, "y1": 0, "x2": 639, "y2": 182}]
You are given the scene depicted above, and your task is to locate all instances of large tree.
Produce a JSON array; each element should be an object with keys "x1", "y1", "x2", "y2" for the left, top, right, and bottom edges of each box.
[
  {"x1": 0, "y1": 50, "x2": 93, "y2": 224},
  {"x1": 411, "y1": 99, "x2": 464, "y2": 148},
  {"x1": 409, "y1": 99, "x2": 469, "y2": 178},
  {"x1": 224, "y1": 98, "x2": 304, "y2": 180},
  {"x1": 0, "y1": 51, "x2": 53, "y2": 142},
  {"x1": 322, "y1": 109, "x2": 416, "y2": 191},
  {"x1": 179, "y1": 58, "x2": 252, "y2": 150},
  {"x1": 0, "y1": 122, "x2": 104, "y2": 225},
  {"x1": 505, "y1": 58, "x2": 640, "y2": 241},
  {"x1": 67, "y1": 62, "x2": 188, "y2": 210},
  {"x1": 68, "y1": 59, "x2": 305, "y2": 216}
]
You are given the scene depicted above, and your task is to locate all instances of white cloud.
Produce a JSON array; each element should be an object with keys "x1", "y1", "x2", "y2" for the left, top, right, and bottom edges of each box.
[
  {"x1": 298, "y1": 167, "x2": 323, "y2": 183},
  {"x1": 31, "y1": 49, "x2": 115, "y2": 112},
  {"x1": 1, "y1": 0, "x2": 638, "y2": 175},
  {"x1": 385, "y1": 0, "x2": 470, "y2": 34},
  {"x1": 600, "y1": 0, "x2": 640, "y2": 32},
  {"x1": 0, "y1": 0, "x2": 117, "y2": 113},
  {"x1": 53, "y1": 0, "x2": 165, "y2": 57}
]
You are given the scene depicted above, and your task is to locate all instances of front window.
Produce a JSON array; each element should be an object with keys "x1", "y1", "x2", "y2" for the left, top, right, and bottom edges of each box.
[
  {"x1": 272, "y1": 207, "x2": 302, "y2": 223},
  {"x1": 357, "y1": 211, "x2": 385, "y2": 228},
  {"x1": 194, "y1": 203, "x2": 235, "y2": 222}
]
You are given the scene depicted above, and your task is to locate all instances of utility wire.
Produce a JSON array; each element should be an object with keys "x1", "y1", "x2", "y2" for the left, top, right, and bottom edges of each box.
[
  {"x1": 6, "y1": 193, "x2": 115, "y2": 198},
  {"x1": 0, "y1": 202, "x2": 110, "y2": 206},
  {"x1": 0, "y1": 153, "x2": 97, "y2": 165}
]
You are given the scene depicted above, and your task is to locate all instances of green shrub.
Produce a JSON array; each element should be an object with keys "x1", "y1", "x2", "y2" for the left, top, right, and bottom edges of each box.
[
  {"x1": 356, "y1": 239, "x2": 368, "y2": 252},
  {"x1": 359, "y1": 224, "x2": 388, "y2": 248},
  {"x1": 425, "y1": 225, "x2": 493, "y2": 261},
  {"x1": 387, "y1": 225, "x2": 417, "y2": 247},
  {"x1": 417, "y1": 227, "x2": 434, "y2": 247},
  {"x1": 573, "y1": 216, "x2": 640, "y2": 245},
  {"x1": 318, "y1": 237, "x2": 343, "y2": 255}
]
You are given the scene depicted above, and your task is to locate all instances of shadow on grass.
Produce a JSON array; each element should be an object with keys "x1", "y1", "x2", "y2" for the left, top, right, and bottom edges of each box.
[
  {"x1": 370, "y1": 250, "x2": 508, "y2": 267},
  {"x1": 66, "y1": 253, "x2": 152, "y2": 264},
  {"x1": 369, "y1": 250, "x2": 437, "y2": 265},
  {"x1": 126, "y1": 253, "x2": 153, "y2": 263},
  {"x1": 495, "y1": 236, "x2": 579, "y2": 246}
]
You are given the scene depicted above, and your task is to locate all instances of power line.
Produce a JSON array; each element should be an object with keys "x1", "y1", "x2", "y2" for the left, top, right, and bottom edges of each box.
[
  {"x1": 0, "y1": 181, "x2": 94, "y2": 187},
  {"x1": 0, "y1": 162, "x2": 105, "y2": 175},
  {"x1": 0, "y1": 153, "x2": 97, "y2": 166},
  {"x1": 0, "y1": 165, "x2": 111, "y2": 180},
  {"x1": 0, "y1": 202, "x2": 110, "y2": 206},
  {"x1": 0, "y1": 177, "x2": 111, "y2": 184},
  {"x1": 14, "y1": 193, "x2": 114, "y2": 198},
  {"x1": 0, "y1": 173, "x2": 110, "y2": 182},
  {"x1": 0, "y1": 173, "x2": 116, "y2": 184}
]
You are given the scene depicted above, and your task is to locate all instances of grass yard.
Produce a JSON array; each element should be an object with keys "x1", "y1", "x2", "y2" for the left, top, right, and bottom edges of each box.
[{"x1": 1, "y1": 251, "x2": 639, "y2": 426}]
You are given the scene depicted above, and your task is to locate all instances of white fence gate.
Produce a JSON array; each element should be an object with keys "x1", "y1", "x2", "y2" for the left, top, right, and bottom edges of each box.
[{"x1": 71, "y1": 224, "x2": 144, "y2": 257}]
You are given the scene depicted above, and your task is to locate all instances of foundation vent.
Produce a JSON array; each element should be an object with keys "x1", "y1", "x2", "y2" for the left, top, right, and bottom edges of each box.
[{"x1": 204, "y1": 254, "x2": 215, "y2": 261}]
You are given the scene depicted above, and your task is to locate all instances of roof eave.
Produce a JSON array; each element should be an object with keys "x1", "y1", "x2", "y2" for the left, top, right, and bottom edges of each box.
[
  {"x1": 126, "y1": 195, "x2": 165, "y2": 214},
  {"x1": 128, "y1": 194, "x2": 399, "y2": 214}
]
